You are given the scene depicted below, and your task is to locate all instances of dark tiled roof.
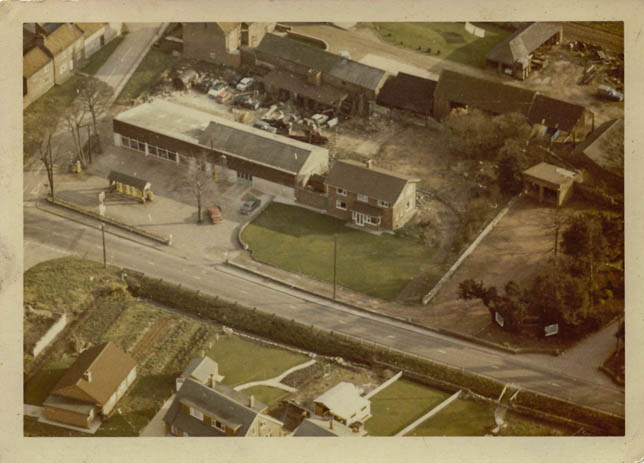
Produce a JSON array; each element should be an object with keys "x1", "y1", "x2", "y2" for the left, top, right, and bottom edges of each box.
[
  {"x1": 52, "y1": 342, "x2": 136, "y2": 406},
  {"x1": 292, "y1": 419, "x2": 337, "y2": 437},
  {"x1": 264, "y1": 69, "x2": 348, "y2": 106},
  {"x1": 486, "y1": 22, "x2": 562, "y2": 65},
  {"x1": 163, "y1": 379, "x2": 263, "y2": 437},
  {"x1": 376, "y1": 72, "x2": 437, "y2": 115},
  {"x1": 23, "y1": 27, "x2": 36, "y2": 51},
  {"x1": 435, "y1": 70, "x2": 536, "y2": 116},
  {"x1": 40, "y1": 23, "x2": 65, "y2": 35},
  {"x1": 108, "y1": 171, "x2": 150, "y2": 191},
  {"x1": 527, "y1": 94, "x2": 586, "y2": 132},
  {"x1": 573, "y1": 118, "x2": 623, "y2": 177},
  {"x1": 256, "y1": 34, "x2": 387, "y2": 91},
  {"x1": 198, "y1": 121, "x2": 314, "y2": 175},
  {"x1": 326, "y1": 160, "x2": 413, "y2": 203}
]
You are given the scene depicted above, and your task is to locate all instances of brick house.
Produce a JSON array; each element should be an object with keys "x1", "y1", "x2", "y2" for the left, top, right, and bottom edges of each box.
[
  {"x1": 31, "y1": 23, "x2": 85, "y2": 84},
  {"x1": 43, "y1": 342, "x2": 137, "y2": 429},
  {"x1": 183, "y1": 22, "x2": 274, "y2": 68},
  {"x1": 325, "y1": 160, "x2": 418, "y2": 231},
  {"x1": 163, "y1": 367, "x2": 285, "y2": 437},
  {"x1": 23, "y1": 44, "x2": 55, "y2": 108}
]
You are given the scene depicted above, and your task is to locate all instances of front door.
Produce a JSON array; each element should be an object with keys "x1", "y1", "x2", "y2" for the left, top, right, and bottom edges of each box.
[{"x1": 353, "y1": 212, "x2": 365, "y2": 227}]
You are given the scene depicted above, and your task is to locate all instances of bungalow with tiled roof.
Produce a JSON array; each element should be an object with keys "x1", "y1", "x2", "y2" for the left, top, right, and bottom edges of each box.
[
  {"x1": 43, "y1": 342, "x2": 137, "y2": 429},
  {"x1": 325, "y1": 160, "x2": 419, "y2": 232}
]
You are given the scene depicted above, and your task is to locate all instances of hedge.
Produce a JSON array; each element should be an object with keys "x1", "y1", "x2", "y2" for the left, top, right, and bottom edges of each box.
[{"x1": 124, "y1": 270, "x2": 623, "y2": 435}]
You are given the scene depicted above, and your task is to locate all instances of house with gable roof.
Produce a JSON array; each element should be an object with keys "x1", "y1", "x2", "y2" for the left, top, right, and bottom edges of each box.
[{"x1": 313, "y1": 382, "x2": 371, "y2": 431}]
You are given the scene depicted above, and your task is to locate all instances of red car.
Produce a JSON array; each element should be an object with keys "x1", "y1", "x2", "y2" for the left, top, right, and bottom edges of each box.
[
  {"x1": 208, "y1": 205, "x2": 223, "y2": 223},
  {"x1": 216, "y1": 91, "x2": 232, "y2": 104}
]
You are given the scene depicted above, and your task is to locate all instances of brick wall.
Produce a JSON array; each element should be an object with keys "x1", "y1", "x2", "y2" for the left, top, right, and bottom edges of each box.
[
  {"x1": 295, "y1": 187, "x2": 328, "y2": 210},
  {"x1": 44, "y1": 404, "x2": 92, "y2": 428}
]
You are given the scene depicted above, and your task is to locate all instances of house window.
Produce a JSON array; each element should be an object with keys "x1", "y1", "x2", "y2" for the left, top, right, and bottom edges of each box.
[
  {"x1": 336, "y1": 200, "x2": 347, "y2": 210},
  {"x1": 148, "y1": 145, "x2": 158, "y2": 156},
  {"x1": 368, "y1": 216, "x2": 380, "y2": 225},
  {"x1": 357, "y1": 194, "x2": 368, "y2": 202},
  {"x1": 121, "y1": 136, "x2": 130, "y2": 147},
  {"x1": 189, "y1": 407, "x2": 204, "y2": 420},
  {"x1": 336, "y1": 187, "x2": 347, "y2": 196},
  {"x1": 212, "y1": 420, "x2": 224, "y2": 431},
  {"x1": 378, "y1": 200, "x2": 389, "y2": 208},
  {"x1": 167, "y1": 151, "x2": 178, "y2": 162}
]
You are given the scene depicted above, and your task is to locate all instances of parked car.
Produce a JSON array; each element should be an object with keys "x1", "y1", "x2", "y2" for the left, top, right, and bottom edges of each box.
[
  {"x1": 311, "y1": 113, "x2": 329, "y2": 127},
  {"x1": 236, "y1": 77, "x2": 255, "y2": 92},
  {"x1": 253, "y1": 120, "x2": 277, "y2": 134},
  {"x1": 207, "y1": 80, "x2": 228, "y2": 98},
  {"x1": 216, "y1": 91, "x2": 233, "y2": 104},
  {"x1": 240, "y1": 198, "x2": 261, "y2": 215},
  {"x1": 228, "y1": 73, "x2": 242, "y2": 87},
  {"x1": 597, "y1": 85, "x2": 624, "y2": 102},
  {"x1": 208, "y1": 205, "x2": 223, "y2": 223},
  {"x1": 234, "y1": 95, "x2": 261, "y2": 110}
]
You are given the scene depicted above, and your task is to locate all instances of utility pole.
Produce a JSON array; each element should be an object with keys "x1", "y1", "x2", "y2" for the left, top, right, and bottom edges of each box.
[
  {"x1": 333, "y1": 234, "x2": 337, "y2": 300},
  {"x1": 101, "y1": 223, "x2": 107, "y2": 268}
]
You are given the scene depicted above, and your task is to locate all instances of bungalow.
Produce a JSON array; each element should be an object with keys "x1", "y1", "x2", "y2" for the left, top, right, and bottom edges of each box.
[
  {"x1": 252, "y1": 33, "x2": 389, "y2": 115},
  {"x1": 43, "y1": 342, "x2": 137, "y2": 429},
  {"x1": 23, "y1": 44, "x2": 55, "y2": 108},
  {"x1": 432, "y1": 69, "x2": 536, "y2": 120},
  {"x1": 522, "y1": 162, "x2": 579, "y2": 206},
  {"x1": 486, "y1": 22, "x2": 563, "y2": 80},
  {"x1": 183, "y1": 22, "x2": 275, "y2": 68},
  {"x1": 313, "y1": 382, "x2": 371, "y2": 430},
  {"x1": 112, "y1": 99, "x2": 328, "y2": 199},
  {"x1": 163, "y1": 376, "x2": 285, "y2": 437},
  {"x1": 571, "y1": 118, "x2": 623, "y2": 186},
  {"x1": 325, "y1": 160, "x2": 419, "y2": 231},
  {"x1": 527, "y1": 94, "x2": 594, "y2": 143}
]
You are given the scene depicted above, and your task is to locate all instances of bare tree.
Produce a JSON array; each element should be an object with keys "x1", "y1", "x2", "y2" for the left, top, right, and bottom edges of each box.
[
  {"x1": 183, "y1": 153, "x2": 215, "y2": 223},
  {"x1": 64, "y1": 100, "x2": 89, "y2": 168},
  {"x1": 37, "y1": 132, "x2": 58, "y2": 198},
  {"x1": 77, "y1": 77, "x2": 113, "y2": 143}
]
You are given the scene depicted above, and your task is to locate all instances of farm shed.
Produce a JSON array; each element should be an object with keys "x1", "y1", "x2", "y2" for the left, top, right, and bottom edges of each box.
[
  {"x1": 528, "y1": 94, "x2": 594, "y2": 143},
  {"x1": 376, "y1": 72, "x2": 437, "y2": 117},
  {"x1": 522, "y1": 162, "x2": 578, "y2": 206}
]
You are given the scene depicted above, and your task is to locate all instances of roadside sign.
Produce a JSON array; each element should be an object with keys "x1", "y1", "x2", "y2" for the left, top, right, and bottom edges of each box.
[{"x1": 545, "y1": 323, "x2": 559, "y2": 336}]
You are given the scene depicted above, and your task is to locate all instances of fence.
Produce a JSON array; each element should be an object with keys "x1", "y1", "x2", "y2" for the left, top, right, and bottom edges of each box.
[
  {"x1": 32, "y1": 313, "x2": 67, "y2": 358},
  {"x1": 465, "y1": 22, "x2": 486, "y2": 38}
]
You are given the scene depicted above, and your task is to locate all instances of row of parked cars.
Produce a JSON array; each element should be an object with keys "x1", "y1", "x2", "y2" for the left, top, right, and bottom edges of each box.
[
  {"x1": 199, "y1": 74, "x2": 263, "y2": 110},
  {"x1": 207, "y1": 198, "x2": 262, "y2": 223}
]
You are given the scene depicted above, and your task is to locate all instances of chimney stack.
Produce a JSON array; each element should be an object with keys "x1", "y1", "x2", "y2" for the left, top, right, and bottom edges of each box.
[
  {"x1": 208, "y1": 373, "x2": 215, "y2": 388},
  {"x1": 83, "y1": 371, "x2": 92, "y2": 383},
  {"x1": 365, "y1": 159, "x2": 373, "y2": 169},
  {"x1": 249, "y1": 395, "x2": 255, "y2": 408}
]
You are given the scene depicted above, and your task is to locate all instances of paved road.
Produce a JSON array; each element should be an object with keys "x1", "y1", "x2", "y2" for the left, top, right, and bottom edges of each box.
[
  {"x1": 94, "y1": 23, "x2": 163, "y2": 92},
  {"x1": 23, "y1": 200, "x2": 624, "y2": 418}
]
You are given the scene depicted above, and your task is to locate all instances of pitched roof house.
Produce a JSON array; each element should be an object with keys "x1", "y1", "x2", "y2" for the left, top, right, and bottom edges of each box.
[
  {"x1": 572, "y1": 118, "x2": 624, "y2": 182},
  {"x1": 43, "y1": 342, "x2": 137, "y2": 429},
  {"x1": 27, "y1": 23, "x2": 84, "y2": 85},
  {"x1": 527, "y1": 94, "x2": 594, "y2": 142},
  {"x1": 486, "y1": 22, "x2": 563, "y2": 80},
  {"x1": 292, "y1": 416, "x2": 366, "y2": 437},
  {"x1": 325, "y1": 160, "x2": 419, "y2": 231},
  {"x1": 163, "y1": 377, "x2": 285, "y2": 437},
  {"x1": 313, "y1": 382, "x2": 371, "y2": 429}
]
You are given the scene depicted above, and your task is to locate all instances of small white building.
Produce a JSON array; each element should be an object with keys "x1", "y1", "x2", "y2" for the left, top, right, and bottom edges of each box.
[{"x1": 313, "y1": 382, "x2": 371, "y2": 428}]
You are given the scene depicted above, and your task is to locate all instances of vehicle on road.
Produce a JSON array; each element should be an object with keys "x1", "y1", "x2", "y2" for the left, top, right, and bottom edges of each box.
[
  {"x1": 253, "y1": 120, "x2": 277, "y2": 134},
  {"x1": 236, "y1": 77, "x2": 256, "y2": 92},
  {"x1": 234, "y1": 95, "x2": 261, "y2": 110},
  {"x1": 597, "y1": 85, "x2": 624, "y2": 101},
  {"x1": 215, "y1": 91, "x2": 233, "y2": 104},
  {"x1": 240, "y1": 198, "x2": 261, "y2": 215},
  {"x1": 208, "y1": 205, "x2": 223, "y2": 223}
]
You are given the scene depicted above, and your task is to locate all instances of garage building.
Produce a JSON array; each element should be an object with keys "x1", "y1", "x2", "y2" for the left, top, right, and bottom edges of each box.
[{"x1": 112, "y1": 99, "x2": 328, "y2": 199}]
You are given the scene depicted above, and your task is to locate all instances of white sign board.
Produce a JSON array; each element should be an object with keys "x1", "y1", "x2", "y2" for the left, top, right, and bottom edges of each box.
[
  {"x1": 495, "y1": 311, "x2": 504, "y2": 327},
  {"x1": 544, "y1": 324, "x2": 559, "y2": 336}
]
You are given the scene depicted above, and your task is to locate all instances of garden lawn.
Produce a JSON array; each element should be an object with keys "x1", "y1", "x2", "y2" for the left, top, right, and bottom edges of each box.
[
  {"x1": 241, "y1": 386, "x2": 292, "y2": 407},
  {"x1": 117, "y1": 48, "x2": 175, "y2": 103},
  {"x1": 408, "y1": 397, "x2": 496, "y2": 436},
  {"x1": 206, "y1": 335, "x2": 309, "y2": 387},
  {"x1": 81, "y1": 36, "x2": 125, "y2": 75},
  {"x1": 365, "y1": 379, "x2": 449, "y2": 436},
  {"x1": 372, "y1": 22, "x2": 511, "y2": 67},
  {"x1": 242, "y1": 203, "x2": 435, "y2": 300}
]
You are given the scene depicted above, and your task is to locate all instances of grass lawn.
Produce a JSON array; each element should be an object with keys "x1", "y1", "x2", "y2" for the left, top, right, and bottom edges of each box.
[
  {"x1": 206, "y1": 335, "x2": 309, "y2": 387},
  {"x1": 365, "y1": 379, "x2": 449, "y2": 436},
  {"x1": 81, "y1": 36, "x2": 125, "y2": 75},
  {"x1": 117, "y1": 48, "x2": 176, "y2": 103},
  {"x1": 408, "y1": 397, "x2": 496, "y2": 436},
  {"x1": 242, "y1": 203, "x2": 435, "y2": 300},
  {"x1": 241, "y1": 385, "x2": 292, "y2": 407},
  {"x1": 499, "y1": 410, "x2": 575, "y2": 436},
  {"x1": 372, "y1": 22, "x2": 511, "y2": 67}
]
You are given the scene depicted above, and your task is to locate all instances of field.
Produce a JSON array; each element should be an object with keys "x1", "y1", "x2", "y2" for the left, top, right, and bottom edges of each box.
[
  {"x1": 241, "y1": 203, "x2": 435, "y2": 300},
  {"x1": 371, "y1": 22, "x2": 511, "y2": 67},
  {"x1": 117, "y1": 48, "x2": 176, "y2": 103}
]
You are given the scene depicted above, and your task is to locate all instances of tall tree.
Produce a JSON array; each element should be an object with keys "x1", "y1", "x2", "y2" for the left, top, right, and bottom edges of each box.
[
  {"x1": 64, "y1": 100, "x2": 89, "y2": 169},
  {"x1": 183, "y1": 154, "x2": 215, "y2": 223},
  {"x1": 77, "y1": 77, "x2": 113, "y2": 144},
  {"x1": 37, "y1": 131, "x2": 58, "y2": 198}
]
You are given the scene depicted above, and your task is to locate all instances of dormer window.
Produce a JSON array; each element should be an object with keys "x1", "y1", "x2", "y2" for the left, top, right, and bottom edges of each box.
[{"x1": 378, "y1": 199, "x2": 389, "y2": 208}]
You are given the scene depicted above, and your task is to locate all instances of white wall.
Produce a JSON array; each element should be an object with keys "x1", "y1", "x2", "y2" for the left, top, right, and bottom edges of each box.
[{"x1": 32, "y1": 313, "x2": 67, "y2": 357}]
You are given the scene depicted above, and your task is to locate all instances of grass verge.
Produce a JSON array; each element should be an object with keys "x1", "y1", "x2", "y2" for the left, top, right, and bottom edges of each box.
[
  {"x1": 242, "y1": 203, "x2": 434, "y2": 300},
  {"x1": 117, "y1": 48, "x2": 175, "y2": 103}
]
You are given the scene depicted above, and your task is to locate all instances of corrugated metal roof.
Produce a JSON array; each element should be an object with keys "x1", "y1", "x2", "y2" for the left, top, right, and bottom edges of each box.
[
  {"x1": 326, "y1": 160, "x2": 414, "y2": 203},
  {"x1": 435, "y1": 69, "x2": 536, "y2": 116},
  {"x1": 23, "y1": 46, "x2": 52, "y2": 78},
  {"x1": 264, "y1": 69, "x2": 348, "y2": 106},
  {"x1": 486, "y1": 22, "x2": 562, "y2": 65},
  {"x1": 376, "y1": 72, "x2": 437, "y2": 115},
  {"x1": 528, "y1": 94, "x2": 586, "y2": 132},
  {"x1": 256, "y1": 34, "x2": 387, "y2": 91}
]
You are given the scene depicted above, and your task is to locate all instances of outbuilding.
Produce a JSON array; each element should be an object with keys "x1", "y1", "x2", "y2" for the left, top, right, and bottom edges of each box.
[{"x1": 522, "y1": 162, "x2": 578, "y2": 206}]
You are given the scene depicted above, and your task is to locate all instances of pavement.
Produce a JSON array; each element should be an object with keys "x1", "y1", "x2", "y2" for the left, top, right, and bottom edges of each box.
[{"x1": 234, "y1": 359, "x2": 316, "y2": 393}]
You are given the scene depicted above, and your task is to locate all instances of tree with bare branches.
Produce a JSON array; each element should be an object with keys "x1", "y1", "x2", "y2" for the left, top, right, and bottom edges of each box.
[
  {"x1": 183, "y1": 153, "x2": 215, "y2": 223},
  {"x1": 64, "y1": 99, "x2": 89, "y2": 169},
  {"x1": 77, "y1": 77, "x2": 113, "y2": 146},
  {"x1": 37, "y1": 131, "x2": 58, "y2": 198}
]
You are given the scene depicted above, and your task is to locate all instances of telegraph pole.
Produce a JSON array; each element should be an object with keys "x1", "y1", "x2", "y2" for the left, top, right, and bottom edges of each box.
[
  {"x1": 333, "y1": 234, "x2": 337, "y2": 300},
  {"x1": 101, "y1": 223, "x2": 107, "y2": 268}
]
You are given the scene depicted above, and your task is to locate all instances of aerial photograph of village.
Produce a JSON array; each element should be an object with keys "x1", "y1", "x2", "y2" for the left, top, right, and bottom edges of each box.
[{"x1": 22, "y1": 21, "x2": 624, "y2": 438}]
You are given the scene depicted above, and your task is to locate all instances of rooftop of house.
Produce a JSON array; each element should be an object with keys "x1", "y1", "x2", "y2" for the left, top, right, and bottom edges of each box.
[
  {"x1": 376, "y1": 72, "x2": 437, "y2": 116},
  {"x1": 179, "y1": 356, "x2": 220, "y2": 385},
  {"x1": 23, "y1": 46, "x2": 52, "y2": 78},
  {"x1": 51, "y1": 342, "x2": 136, "y2": 406},
  {"x1": 486, "y1": 22, "x2": 563, "y2": 65},
  {"x1": 216, "y1": 22, "x2": 242, "y2": 34},
  {"x1": 527, "y1": 94, "x2": 588, "y2": 132},
  {"x1": 263, "y1": 68, "x2": 349, "y2": 106},
  {"x1": 75, "y1": 23, "x2": 107, "y2": 38},
  {"x1": 523, "y1": 162, "x2": 576, "y2": 186},
  {"x1": 255, "y1": 33, "x2": 388, "y2": 92},
  {"x1": 435, "y1": 69, "x2": 537, "y2": 116},
  {"x1": 313, "y1": 382, "x2": 370, "y2": 423},
  {"x1": 163, "y1": 378, "x2": 271, "y2": 437},
  {"x1": 293, "y1": 417, "x2": 363, "y2": 437},
  {"x1": 41, "y1": 23, "x2": 84, "y2": 56},
  {"x1": 573, "y1": 118, "x2": 624, "y2": 177},
  {"x1": 114, "y1": 99, "x2": 327, "y2": 175},
  {"x1": 326, "y1": 160, "x2": 418, "y2": 203}
]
